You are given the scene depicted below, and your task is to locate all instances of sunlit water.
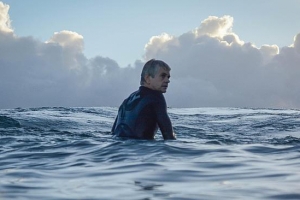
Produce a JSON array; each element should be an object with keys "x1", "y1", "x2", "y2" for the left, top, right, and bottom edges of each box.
[{"x1": 1, "y1": 107, "x2": 300, "y2": 200}]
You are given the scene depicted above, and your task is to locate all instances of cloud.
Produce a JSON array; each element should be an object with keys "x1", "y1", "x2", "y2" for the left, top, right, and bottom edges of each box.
[
  {"x1": 0, "y1": 28, "x2": 142, "y2": 107},
  {"x1": 0, "y1": 1, "x2": 12, "y2": 33},
  {"x1": 0, "y1": 2, "x2": 142, "y2": 108},
  {"x1": 144, "y1": 15, "x2": 300, "y2": 108},
  {"x1": 1, "y1": 2, "x2": 300, "y2": 109},
  {"x1": 293, "y1": 33, "x2": 300, "y2": 53}
]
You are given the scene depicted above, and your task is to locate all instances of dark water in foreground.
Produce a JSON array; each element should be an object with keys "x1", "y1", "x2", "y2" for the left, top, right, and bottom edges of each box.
[{"x1": 1, "y1": 107, "x2": 300, "y2": 200}]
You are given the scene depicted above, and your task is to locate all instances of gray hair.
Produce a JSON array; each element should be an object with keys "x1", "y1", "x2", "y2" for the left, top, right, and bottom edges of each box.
[{"x1": 140, "y1": 59, "x2": 171, "y2": 85}]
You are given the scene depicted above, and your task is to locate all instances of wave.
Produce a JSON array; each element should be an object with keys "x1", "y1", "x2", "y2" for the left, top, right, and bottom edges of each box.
[
  {"x1": 1, "y1": 107, "x2": 300, "y2": 146},
  {"x1": 0, "y1": 116, "x2": 21, "y2": 128},
  {"x1": 1, "y1": 107, "x2": 300, "y2": 199}
]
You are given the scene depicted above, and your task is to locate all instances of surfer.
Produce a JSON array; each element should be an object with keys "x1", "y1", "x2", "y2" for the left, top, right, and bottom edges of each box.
[{"x1": 111, "y1": 59, "x2": 176, "y2": 140}]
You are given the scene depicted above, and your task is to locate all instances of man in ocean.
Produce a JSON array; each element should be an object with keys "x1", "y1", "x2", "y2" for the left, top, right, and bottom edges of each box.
[{"x1": 111, "y1": 59, "x2": 176, "y2": 140}]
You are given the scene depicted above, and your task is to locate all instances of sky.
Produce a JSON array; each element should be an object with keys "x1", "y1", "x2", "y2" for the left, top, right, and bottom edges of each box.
[{"x1": 0, "y1": 0, "x2": 300, "y2": 109}]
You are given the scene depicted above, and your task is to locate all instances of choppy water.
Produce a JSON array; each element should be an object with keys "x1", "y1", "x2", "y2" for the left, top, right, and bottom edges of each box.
[{"x1": 1, "y1": 107, "x2": 300, "y2": 200}]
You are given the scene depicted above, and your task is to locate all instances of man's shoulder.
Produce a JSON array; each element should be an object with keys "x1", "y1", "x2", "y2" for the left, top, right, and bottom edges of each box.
[{"x1": 122, "y1": 87, "x2": 165, "y2": 108}]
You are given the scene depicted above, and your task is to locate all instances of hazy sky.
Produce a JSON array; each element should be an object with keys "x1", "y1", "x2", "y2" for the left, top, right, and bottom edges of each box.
[{"x1": 1, "y1": 0, "x2": 300, "y2": 109}]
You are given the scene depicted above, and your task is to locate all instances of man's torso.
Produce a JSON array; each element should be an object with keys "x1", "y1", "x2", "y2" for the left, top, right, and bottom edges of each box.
[{"x1": 112, "y1": 86, "x2": 166, "y2": 139}]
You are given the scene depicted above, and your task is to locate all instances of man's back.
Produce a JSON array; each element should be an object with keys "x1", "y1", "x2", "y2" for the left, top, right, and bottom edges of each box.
[{"x1": 111, "y1": 86, "x2": 173, "y2": 139}]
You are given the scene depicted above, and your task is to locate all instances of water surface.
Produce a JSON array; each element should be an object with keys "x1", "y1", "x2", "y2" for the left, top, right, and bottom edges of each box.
[{"x1": 1, "y1": 107, "x2": 300, "y2": 199}]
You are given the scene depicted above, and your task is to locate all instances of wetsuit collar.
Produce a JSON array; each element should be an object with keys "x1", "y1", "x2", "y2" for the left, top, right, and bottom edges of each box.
[{"x1": 139, "y1": 86, "x2": 162, "y2": 94}]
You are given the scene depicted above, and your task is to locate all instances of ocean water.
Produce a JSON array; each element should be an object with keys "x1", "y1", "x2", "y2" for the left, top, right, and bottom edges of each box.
[{"x1": 0, "y1": 107, "x2": 300, "y2": 200}]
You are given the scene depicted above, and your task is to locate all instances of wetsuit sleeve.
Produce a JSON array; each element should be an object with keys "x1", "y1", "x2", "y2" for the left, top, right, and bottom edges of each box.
[
  {"x1": 111, "y1": 115, "x2": 118, "y2": 134},
  {"x1": 154, "y1": 96, "x2": 176, "y2": 140}
]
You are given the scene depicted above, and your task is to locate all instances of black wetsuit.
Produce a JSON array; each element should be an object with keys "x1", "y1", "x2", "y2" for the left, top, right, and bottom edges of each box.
[{"x1": 111, "y1": 86, "x2": 174, "y2": 139}]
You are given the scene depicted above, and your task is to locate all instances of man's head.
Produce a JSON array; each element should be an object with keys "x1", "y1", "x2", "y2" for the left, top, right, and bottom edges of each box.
[{"x1": 140, "y1": 59, "x2": 171, "y2": 93}]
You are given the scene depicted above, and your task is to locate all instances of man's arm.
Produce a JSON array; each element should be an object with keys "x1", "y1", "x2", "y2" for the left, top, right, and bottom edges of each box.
[
  {"x1": 158, "y1": 114, "x2": 176, "y2": 139},
  {"x1": 111, "y1": 115, "x2": 118, "y2": 134},
  {"x1": 154, "y1": 98, "x2": 176, "y2": 140}
]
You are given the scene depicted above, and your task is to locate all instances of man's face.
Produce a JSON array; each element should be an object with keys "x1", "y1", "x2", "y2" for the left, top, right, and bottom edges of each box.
[{"x1": 147, "y1": 67, "x2": 171, "y2": 93}]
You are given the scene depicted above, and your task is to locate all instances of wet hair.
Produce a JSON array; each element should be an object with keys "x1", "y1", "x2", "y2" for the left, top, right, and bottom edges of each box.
[{"x1": 140, "y1": 59, "x2": 171, "y2": 85}]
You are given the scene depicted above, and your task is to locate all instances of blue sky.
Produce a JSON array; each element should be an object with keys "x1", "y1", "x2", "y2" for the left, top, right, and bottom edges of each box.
[
  {"x1": 1, "y1": 0, "x2": 300, "y2": 109},
  {"x1": 3, "y1": 0, "x2": 300, "y2": 67}
]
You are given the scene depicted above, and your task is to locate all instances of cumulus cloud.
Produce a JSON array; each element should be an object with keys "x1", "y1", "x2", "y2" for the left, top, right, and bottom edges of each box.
[
  {"x1": 144, "y1": 15, "x2": 300, "y2": 108},
  {"x1": 0, "y1": 2, "x2": 142, "y2": 108},
  {"x1": 0, "y1": 1, "x2": 12, "y2": 33},
  {"x1": 293, "y1": 33, "x2": 300, "y2": 53},
  {"x1": 1, "y1": 2, "x2": 300, "y2": 109}
]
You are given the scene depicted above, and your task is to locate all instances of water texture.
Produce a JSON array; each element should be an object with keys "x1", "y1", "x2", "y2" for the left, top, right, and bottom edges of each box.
[{"x1": 1, "y1": 107, "x2": 300, "y2": 200}]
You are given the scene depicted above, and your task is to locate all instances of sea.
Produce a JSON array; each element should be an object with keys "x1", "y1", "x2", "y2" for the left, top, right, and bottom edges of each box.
[{"x1": 0, "y1": 107, "x2": 300, "y2": 200}]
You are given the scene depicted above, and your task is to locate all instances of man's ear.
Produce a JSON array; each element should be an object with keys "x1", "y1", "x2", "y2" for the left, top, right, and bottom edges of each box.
[{"x1": 145, "y1": 75, "x2": 151, "y2": 84}]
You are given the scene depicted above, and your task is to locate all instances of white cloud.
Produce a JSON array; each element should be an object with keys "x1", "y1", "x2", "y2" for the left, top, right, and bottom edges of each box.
[
  {"x1": 45, "y1": 30, "x2": 86, "y2": 70},
  {"x1": 293, "y1": 33, "x2": 300, "y2": 53},
  {"x1": 46, "y1": 30, "x2": 84, "y2": 51},
  {"x1": 144, "y1": 33, "x2": 177, "y2": 60},
  {"x1": 1, "y1": 3, "x2": 300, "y2": 109},
  {"x1": 259, "y1": 45, "x2": 279, "y2": 64},
  {"x1": 144, "y1": 16, "x2": 300, "y2": 108},
  {"x1": 0, "y1": 2, "x2": 12, "y2": 33},
  {"x1": 194, "y1": 15, "x2": 234, "y2": 38},
  {"x1": 0, "y1": 2, "x2": 142, "y2": 108}
]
